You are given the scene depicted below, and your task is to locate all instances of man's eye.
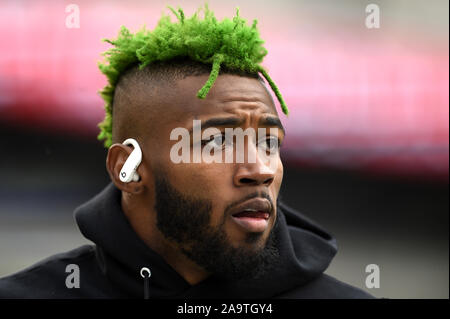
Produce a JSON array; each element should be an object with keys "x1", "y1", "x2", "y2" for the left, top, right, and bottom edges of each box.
[
  {"x1": 202, "y1": 133, "x2": 227, "y2": 149},
  {"x1": 259, "y1": 136, "x2": 280, "y2": 152}
]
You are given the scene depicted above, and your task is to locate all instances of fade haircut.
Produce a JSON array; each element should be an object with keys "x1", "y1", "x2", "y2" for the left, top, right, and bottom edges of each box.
[{"x1": 97, "y1": 5, "x2": 289, "y2": 148}]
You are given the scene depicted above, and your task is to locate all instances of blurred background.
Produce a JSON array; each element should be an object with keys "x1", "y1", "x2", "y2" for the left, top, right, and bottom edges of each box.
[{"x1": 0, "y1": 0, "x2": 448, "y2": 298}]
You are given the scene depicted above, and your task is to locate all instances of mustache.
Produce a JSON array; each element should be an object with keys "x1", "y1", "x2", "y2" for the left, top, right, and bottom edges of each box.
[{"x1": 224, "y1": 191, "x2": 274, "y2": 215}]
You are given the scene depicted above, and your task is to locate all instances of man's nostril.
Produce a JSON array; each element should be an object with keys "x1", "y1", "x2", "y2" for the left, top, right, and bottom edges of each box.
[
  {"x1": 240, "y1": 178, "x2": 255, "y2": 184},
  {"x1": 239, "y1": 177, "x2": 273, "y2": 185}
]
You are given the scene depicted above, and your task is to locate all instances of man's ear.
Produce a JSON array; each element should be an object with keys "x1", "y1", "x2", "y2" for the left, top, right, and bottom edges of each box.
[{"x1": 106, "y1": 143, "x2": 146, "y2": 194}]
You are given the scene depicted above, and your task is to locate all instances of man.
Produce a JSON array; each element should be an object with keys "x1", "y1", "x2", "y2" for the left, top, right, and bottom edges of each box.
[{"x1": 0, "y1": 6, "x2": 373, "y2": 299}]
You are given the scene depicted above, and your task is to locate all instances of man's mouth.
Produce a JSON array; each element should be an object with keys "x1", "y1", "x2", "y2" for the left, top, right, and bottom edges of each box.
[{"x1": 229, "y1": 198, "x2": 272, "y2": 233}]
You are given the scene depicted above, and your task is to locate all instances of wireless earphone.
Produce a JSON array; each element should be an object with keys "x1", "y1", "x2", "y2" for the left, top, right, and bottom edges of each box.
[{"x1": 119, "y1": 138, "x2": 142, "y2": 183}]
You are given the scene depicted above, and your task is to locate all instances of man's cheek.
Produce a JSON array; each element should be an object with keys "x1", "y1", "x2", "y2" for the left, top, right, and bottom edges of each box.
[
  {"x1": 273, "y1": 160, "x2": 284, "y2": 193},
  {"x1": 166, "y1": 165, "x2": 217, "y2": 197},
  {"x1": 163, "y1": 163, "x2": 200, "y2": 189}
]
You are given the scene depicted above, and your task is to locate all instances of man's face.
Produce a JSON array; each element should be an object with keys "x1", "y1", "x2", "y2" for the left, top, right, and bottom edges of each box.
[{"x1": 141, "y1": 74, "x2": 285, "y2": 279}]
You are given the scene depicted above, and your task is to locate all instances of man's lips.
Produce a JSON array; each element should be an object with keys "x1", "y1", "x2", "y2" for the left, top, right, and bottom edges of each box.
[{"x1": 229, "y1": 198, "x2": 273, "y2": 233}]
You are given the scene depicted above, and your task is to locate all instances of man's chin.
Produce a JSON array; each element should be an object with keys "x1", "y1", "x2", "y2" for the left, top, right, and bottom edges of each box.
[
  {"x1": 226, "y1": 233, "x2": 268, "y2": 251},
  {"x1": 246, "y1": 229, "x2": 271, "y2": 244},
  {"x1": 180, "y1": 230, "x2": 279, "y2": 281}
]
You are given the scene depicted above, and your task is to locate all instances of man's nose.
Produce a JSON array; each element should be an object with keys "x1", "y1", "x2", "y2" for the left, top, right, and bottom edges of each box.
[{"x1": 233, "y1": 152, "x2": 275, "y2": 187}]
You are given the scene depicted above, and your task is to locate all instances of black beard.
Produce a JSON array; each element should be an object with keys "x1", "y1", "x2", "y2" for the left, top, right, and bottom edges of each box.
[{"x1": 153, "y1": 173, "x2": 280, "y2": 281}]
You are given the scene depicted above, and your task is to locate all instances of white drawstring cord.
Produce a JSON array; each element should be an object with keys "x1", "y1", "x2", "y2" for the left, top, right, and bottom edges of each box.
[{"x1": 140, "y1": 267, "x2": 151, "y2": 299}]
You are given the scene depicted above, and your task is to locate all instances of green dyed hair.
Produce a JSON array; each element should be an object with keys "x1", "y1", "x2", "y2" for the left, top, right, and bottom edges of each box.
[{"x1": 97, "y1": 5, "x2": 289, "y2": 148}]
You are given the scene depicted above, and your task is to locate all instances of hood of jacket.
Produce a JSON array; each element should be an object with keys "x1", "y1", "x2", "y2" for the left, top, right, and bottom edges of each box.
[{"x1": 74, "y1": 183, "x2": 337, "y2": 298}]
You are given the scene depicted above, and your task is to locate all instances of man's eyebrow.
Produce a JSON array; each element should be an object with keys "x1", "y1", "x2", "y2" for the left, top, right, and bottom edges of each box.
[
  {"x1": 189, "y1": 117, "x2": 244, "y2": 133},
  {"x1": 259, "y1": 116, "x2": 286, "y2": 136},
  {"x1": 188, "y1": 116, "x2": 285, "y2": 136}
]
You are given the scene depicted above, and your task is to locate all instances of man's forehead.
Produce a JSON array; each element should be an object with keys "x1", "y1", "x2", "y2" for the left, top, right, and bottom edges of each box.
[
  {"x1": 173, "y1": 74, "x2": 278, "y2": 117},
  {"x1": 130, "y1": 73, "x2": 280, "y2": 139}
]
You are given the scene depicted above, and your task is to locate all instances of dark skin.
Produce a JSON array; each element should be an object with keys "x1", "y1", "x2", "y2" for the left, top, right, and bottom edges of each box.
[{"x1": 106, "y1": 74, "x2": 285, "y2": 285}]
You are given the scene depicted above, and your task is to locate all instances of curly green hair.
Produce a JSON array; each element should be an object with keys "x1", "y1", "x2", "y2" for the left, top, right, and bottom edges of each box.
[{"x1": 97, "y1": 5, "x2": 288, "y2": 148}]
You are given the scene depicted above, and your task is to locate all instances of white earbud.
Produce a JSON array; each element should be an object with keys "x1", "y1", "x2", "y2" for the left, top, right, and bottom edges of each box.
[{"x1": 119, "y1": 138, "x2": 142, "y2": 183}]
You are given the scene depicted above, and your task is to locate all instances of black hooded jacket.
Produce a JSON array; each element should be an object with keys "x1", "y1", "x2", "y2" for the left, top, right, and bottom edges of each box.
[{"x1": 0, "y1": 183, "x2": 373, "y2": 299}]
